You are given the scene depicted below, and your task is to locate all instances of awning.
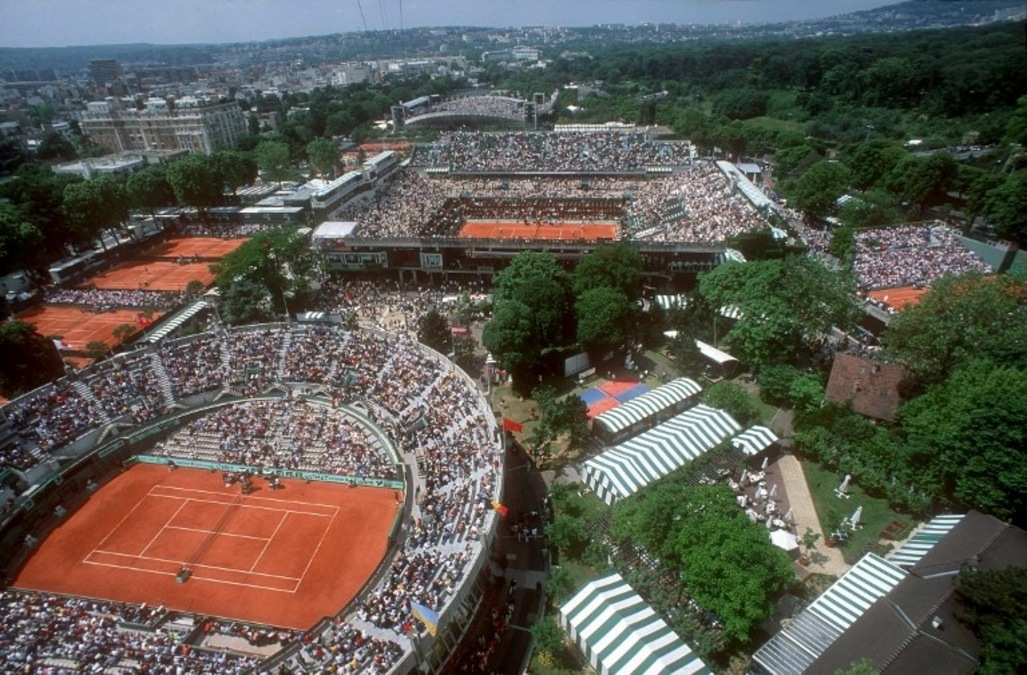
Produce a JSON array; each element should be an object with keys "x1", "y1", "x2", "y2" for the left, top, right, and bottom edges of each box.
[
  {"x1": 753, "y1": 553, "x2": 907, "y2": 675},
  {"x1": 584, "y1": 404, "x2": 741, "y2": 505},
  {"x1": 732, "y1": 425, "x2": 779, "y2": 456},
  {"x1": 887, "y1": 514, "x2": 965, "y2": 568},
  {"x1": 593, "y1": 378, "x2": 701, "y2": 437},
  {"x1": 559, "y1": 573, "x2": 711, "y2": 675},
  {"x1": 144, "y1": 300, "x2": 208, "y2": 344}
]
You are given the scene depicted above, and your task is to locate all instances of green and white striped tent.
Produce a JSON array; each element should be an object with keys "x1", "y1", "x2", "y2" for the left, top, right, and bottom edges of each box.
[
  {"x1": 752, "y1": 553, "x2": 908, "y2": 675},
  {"x1": 559, "y1": 573, "x2": 711, "y2": 675},
  {"x1": 731, "y1": 425, "x2": 779, "y2": 456},
  {"x1": 583, "y1": 404, "x2": 741, "y2": 505},
  {"x1": 887, "y1": 513, "x2": 965, "y2": 568},
  {"x1": 593, "y1": 377, "x2": 701, "y2": 440}
]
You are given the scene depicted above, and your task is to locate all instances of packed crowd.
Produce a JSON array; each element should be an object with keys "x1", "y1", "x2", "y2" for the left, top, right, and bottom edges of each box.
[
  {"x1": 408, "y1": 95, "x2": 525, "y2": 122},
  {"x1": 410, "y1": 131, "x2": 694, "y2": 173},
  {"x1": 155, "y1": 398, "x2": 395, "y2": 479},
  {"x1": 0, "y1": 590, "x2": 268, "y2": 673},
  {"x1": 797, "y1": 221, "x2": 992, "y2": 291},
  {"x1": 3, "y1": 380, "x2": 99, "y2": 465},
  {"x1": 44, "y1": 287, "x2": 181, "y2": 311},
  {"x1": 338, "y1": 163, "x2": 766, "y2": 244},
  {"x1": 179, "y1": 222, "x2": 271, "y2": 238},
  {"x1": 295, "y1": 620, "x2": 404, "y2": 673}
]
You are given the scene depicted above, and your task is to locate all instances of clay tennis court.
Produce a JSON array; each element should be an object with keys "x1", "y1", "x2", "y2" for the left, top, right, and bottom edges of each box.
[
  {"x1": 868, "y1": 286, "x2": 926, "y2": 311},
  {"x1": 17, "y1": 305, "x2": 162, "y2": 351},
  {"x1": 86, "y1": 260, "x2": 215, "y2": 292},
  {"x1": 459, "y1": 220, "x2": 618, "y2": 241},
  {"x1": 14, "y1": 463, "x2": 398, "y2": 630},
  {"x1": 146, "y1": 237, "x2": 248, "y2": 259}
]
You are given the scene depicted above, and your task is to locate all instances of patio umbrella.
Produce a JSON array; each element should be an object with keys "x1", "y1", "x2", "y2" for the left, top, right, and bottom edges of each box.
[
  {"x1": 837, "y1": 474, "x2": 851, "y2": 494},
  {"x1": 769, "y1": 484, "x2": 778, "y2": 498},
  {"x1": 850, "y1": 505, "x2": 863, "y2": 529},
  {"x1": 761, "y1": 456, "x2": 769, "y2": 471},
  {"x1": 783, "y1": 508, "x2": 793, "y2": 523}
]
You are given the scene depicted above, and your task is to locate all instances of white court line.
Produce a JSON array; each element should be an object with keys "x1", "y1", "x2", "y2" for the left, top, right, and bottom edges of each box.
[
  {"x1": 249, "y1": 511, "x2": 288, "y2": 573},
  {"x1": 85, "y1": 549, "x2": 301, "y2": 582},
  {"x1": 294, "y1": 507, "x2": 339, "y2": 588},
  {"x1": 92, "y1": 489, "x2": 159, "y2": 553},
  {"x1": 165, "y1": 525, "x2": 271, "y2": 542},
  {"x1": 138, "y1": 500, "x2": 189, "y2": 559},
  {"x1": 82, "y1": 559, "x2": 299, "y2": 594},
  {"x1": 147, "y1": 492, "x2": 336, "y2": 518},
  {"x1": 152, "y1": 484, "x2": 344, "y2": 511}
]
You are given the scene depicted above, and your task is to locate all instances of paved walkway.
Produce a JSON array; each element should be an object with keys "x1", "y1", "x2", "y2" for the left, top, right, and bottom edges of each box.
[{"x1": 777, "y1": 454, "x2": 849, "y2": 577}]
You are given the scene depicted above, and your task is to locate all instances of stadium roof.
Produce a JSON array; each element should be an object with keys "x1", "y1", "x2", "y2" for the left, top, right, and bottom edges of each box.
[
  {"x1": 559, "y1": 573, "x2": 711, "y2": 675},
  {"x1": 312, "y1": 221, "x2": 358, "y2": 240},
  {"x1": 887, "y1": 514, "x2": 965, "y2": 568}
]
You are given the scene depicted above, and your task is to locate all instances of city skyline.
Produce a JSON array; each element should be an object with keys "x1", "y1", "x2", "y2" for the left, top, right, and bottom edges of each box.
[{"x1": 1, "y1": 0, "x2": 897, "y2": 48}]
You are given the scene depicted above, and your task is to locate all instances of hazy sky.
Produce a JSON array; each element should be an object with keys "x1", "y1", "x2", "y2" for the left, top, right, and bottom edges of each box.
[{"x1": 0, "y1": 0, "x2": 898, "y2": 48}]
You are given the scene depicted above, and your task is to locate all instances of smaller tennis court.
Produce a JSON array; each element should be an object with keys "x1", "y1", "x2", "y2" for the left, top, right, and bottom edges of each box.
[
  {"x1": 868, "y1": 286, "x2": 926, "y2": 311},
  {"x1": 147, "y1": 237, "x2": 247, "y2": 259},
  {"x1": 579, "y1": 380, "x2": 650, "y2": 419},
  {"x1": 17, "y1": 305, "x2": 160, "y2": 351},
  {"x1": 86, "y1": 260, "x2": 215, "y2": 292}
]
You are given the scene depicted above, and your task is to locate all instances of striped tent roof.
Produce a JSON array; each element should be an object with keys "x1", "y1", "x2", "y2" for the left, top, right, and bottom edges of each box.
[
  {"x1": 753, "y1": 553, "x2": 907, "y2": 675},
  {"x1": 887, "y1": 514, "x2": 965, "y2": 568},
  {"x1": 559, "y1": 573, "x2": 711, "y2": 675},
  {"x1": 731, "y1": 425, "x2": 779, "y2": 456},
  {"x1": 584, "y1": 405, "x2": 741, "y2": 505},
  {"x1": 593, "y1": 378, "x2": 701, "y2": 437},
  {"x1": 144, "y1": 300, "x2": 208, "y2": 344},
  {"x1": 654, "y1": 294, "x2": 688, "y2": 311}
]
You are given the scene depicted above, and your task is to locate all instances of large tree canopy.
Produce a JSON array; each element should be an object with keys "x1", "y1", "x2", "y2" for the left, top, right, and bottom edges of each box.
[
  {"x1": 612, "y1": 481, "x2": 794, "y2": 643},
  {"x1": 697, "y1": 256, "x2": 859, "y2": 366},
  {"x1": 488, "y1": 251, "x2": 574, "y2": 354},
  {"x1": 571, "y1": 241, "x2": 643, "y2": 299},
  {"x1": 0, "y1": 320, "x2": 66, "y2": 397},
  {"x1": 786, "y1": 160, "x2": 850, "y2": 221},
  {"x1": 166, "y1": 154, "x2": 225, "y2": 216},
  {"x1": 898, "y1": 361, "x2": 1027, "y2": 523},
  {"x1": 883, "y1": 273, "x2": 1027, "y2": 384},
  {"x1": 574, "y1": 287, "x2": 637, "y2": 357}
]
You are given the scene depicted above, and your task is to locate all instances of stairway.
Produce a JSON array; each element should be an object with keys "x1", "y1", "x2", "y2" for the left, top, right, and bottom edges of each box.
[
  {"x1": 148, "y1": 353, "x2": 177, "y2": 406},
  {"x1": 276, "y1": 329, "x2": 293, "y2": 382},
  {"x1": 70, "y1": 379, "x2": 111, "y2": 424}
]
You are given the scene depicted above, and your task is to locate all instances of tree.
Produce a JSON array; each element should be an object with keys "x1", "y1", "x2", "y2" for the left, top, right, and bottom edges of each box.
[
  {"x1": 0, "y1": 320, "x2": 65, "y2": 397},
  {"x1": 882, "y1": 152, "x2": 958, "y2": 215},
  {"x1": 0, "y1": 164, "x2": 81, "y2": 260},
  {"x1": 61, "y1": 176, "x2": 128, "y2": 250},
  {"x1": 955, "y1": 567, "x2": 1027, "y2": 675},
  {"x1": 883, "y1": 274, "x2": 1027, "y2": 384},
  {"x1": 84, "y1": 340, "x2": 110, "y2": 361},
  {"x1": 702, "y1": 381, "x2": 760, "y2": 426},
  {"x1": 982, "y1": 171, "x2": 1027, "y2": 244},
  {"x1": 112, "y1": 323, "x2": 136, "y2": 343},
  {"x1": 126, "y1": 165, "x2": 175, "y2": 223},
  {"x1": 255, "y1": 140, "x2": 292, "y2": 186},
  {"x1": 612, "y1": 482, "x2": 793, "y2": 644},
  {"x1": 307, "y1": 138, "x2": 339, "y2": 178},
  {"x1": 530, "y1": 615, "x2": 566, "y2": 665},
  {"x1": 492, "y1": 252, "x2": 574, "y2": 349},
  {"x1": 482, "y1": 300, "x2": 539, "y2": 386},
  {"x1": 418, "y1": 308, "x2": 452, "y2": 354},
  {"x1": 572, "y1": 241, "x2": 643, "y2": 299},
  {"x1": 0, "y1": 202, "x2": 45, "y2": 275},
  {"x1": 834, "y1": 659, "x2": 878, "y2": 675},
  {"x1": 211, "y1": 150, "x2": 258, "y2": 192},
  {"x1": 574, "y1": 287, "x2": 636, "y2": 357},
  {"x1": 842, "y1": 140, "x2": 906, "y2": 191},
  {"x1": 35, "y1": 132, "x2": 77, "y2": 162},
  {"x1": 698, "y1": 257, "x2": 859, "y2": 367},
  {"x1": 221, "y1": 277, "x2": 274, "y2": 325},
  {"x1": 185, "y1": 279, "x2": 206, "y2": 296},
  {"x1": 166, "y1": 154, "x2": 224, "y2": 219},
  {"x1": 787, "y1": 160, "x2": 851, "y2": 221},
  {"x1": 898, "y1": 361, "x2": 1027, "y2": 523}
]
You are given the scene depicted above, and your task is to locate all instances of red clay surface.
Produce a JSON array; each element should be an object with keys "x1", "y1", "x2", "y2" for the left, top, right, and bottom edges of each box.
[
  {"x1": 868, "y1": 286, "x2": 927, "y2": 311},
  {"x1": 15, "y1": 306, "x2": 162, "y2": 351},
  {"x1": 586, "y1": 397, "x2": 620, "y2": 419},
  {"x1": 14, "y1": 464, "x2": 398, "y2": 630},
  {"x1": 459, "y1": 220, "x2": 619, "y2": 241},
  {"x1": 147, "y1": 237, "x2": 248, "y2": 259},
  {"x1": 598, "y1": 380, "x2": 640, "y2": 397},
  {"x1": 86, "y1": 260, "x2": 215, "y2": 292}
]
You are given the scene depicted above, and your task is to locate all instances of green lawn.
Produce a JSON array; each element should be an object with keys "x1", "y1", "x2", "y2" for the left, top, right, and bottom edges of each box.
[{"x1": 801, "y1": 459, "x2": 914, "y2": 563}]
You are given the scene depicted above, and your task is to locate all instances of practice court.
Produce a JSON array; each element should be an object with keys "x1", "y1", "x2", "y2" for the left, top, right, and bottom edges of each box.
[
  {"x1": 17, "y1": 305, "x2": 162, "y2": 352},
  {"x1": 146, "y1": 237, "x2": 247, "y2": 259},
  {"x1": 85, "y1": 260, "x2": 215, "y2": 292},
  {"x1": 14, "y1": 463, "x2": 398, "y2": 629}
]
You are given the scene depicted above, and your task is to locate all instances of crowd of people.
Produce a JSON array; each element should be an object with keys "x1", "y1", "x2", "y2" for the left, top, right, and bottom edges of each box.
[
  {"x1": 797, "y1": 221, "x2": 992, "y2": 292},
  {"x1": 1, "y1": 320, "x2": 502, "y2": 673},
  {"x1": 410, "y1": 131, "x2": 694, "y2": 173},
  {"x1": 44, "y1": 287, "x2": 181, "y2": 312},
  {"x1": 155, "y1": 398, "x2": 395, "y2": 480},
  {"x1": 0, "y1": 590, "x2": 271, "y2": 673},
  {"x1": 407, "y1": 95, "x2": 525, "y2": 123},
  {"x1": 336, "y1": 162, "x2": 769, "y2": 245}
]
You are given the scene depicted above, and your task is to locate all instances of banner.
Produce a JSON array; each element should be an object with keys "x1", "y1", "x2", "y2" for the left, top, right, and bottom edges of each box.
[
  {"x1": 410, "y1": 601, "x2": 439, "y2": 636},
  {"x1": 502, "y1": 417, "x2": 523, "y2": 433}
]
